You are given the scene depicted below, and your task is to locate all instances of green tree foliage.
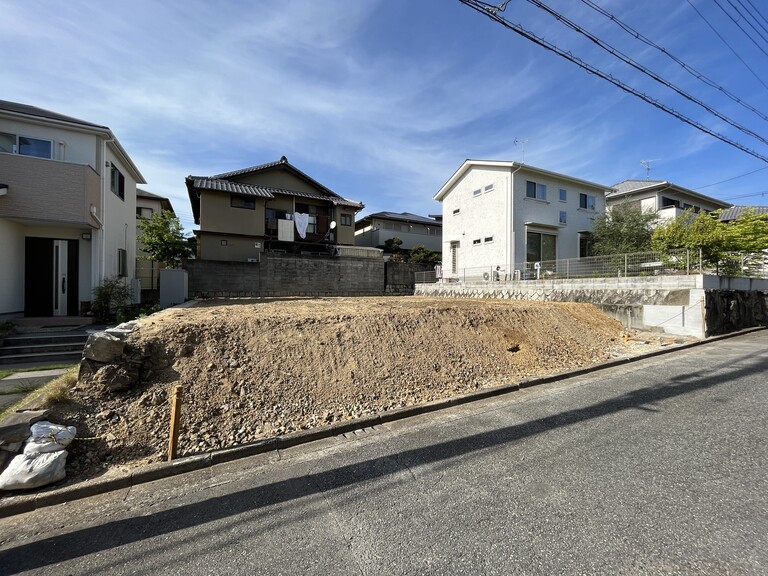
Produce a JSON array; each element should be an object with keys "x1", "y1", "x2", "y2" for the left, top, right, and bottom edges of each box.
[
  {"x1": 383, "y1": 237, "x2": 403, "y2": 253},
  {"x1": 409, "y1": 245, "x2": 441, "y2": 264},
  {"x1": 137, "y1": 210, "x2": 194, "y2": 268},
  {"x1": 720, "y1": 210, "x2": 768, "y2": 252},
  {"x1": 651, "y1": 209, "x2": 725, "y2": 262},
  {"x1": 591, "y1": 204, "x2": 658, "y2": 255}
]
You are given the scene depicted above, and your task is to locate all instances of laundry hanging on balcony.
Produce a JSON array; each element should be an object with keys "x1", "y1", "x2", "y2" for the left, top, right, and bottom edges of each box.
[{"x1": 293, "y1": 212, "x2": 309, "y2": 239}]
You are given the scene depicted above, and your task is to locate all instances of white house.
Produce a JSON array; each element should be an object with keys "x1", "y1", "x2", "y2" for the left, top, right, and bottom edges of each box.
[
  {"x1": 434, "y1": 160, "x2": 611, "y2": 279},
  {"x1": 0, "y1": 100, "x2": 145, "y2": 319},
  {"x1": 608, "y1": 180, "x2": 731, "y2": 221},
  {"x1": 354, "y1": 211, "x2": 442, "y2": 253}
]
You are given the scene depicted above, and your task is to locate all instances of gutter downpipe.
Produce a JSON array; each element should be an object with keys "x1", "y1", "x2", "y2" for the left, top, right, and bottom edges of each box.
[{"x1": 509, "y1": 163, "x2": 524, "y2": 277}]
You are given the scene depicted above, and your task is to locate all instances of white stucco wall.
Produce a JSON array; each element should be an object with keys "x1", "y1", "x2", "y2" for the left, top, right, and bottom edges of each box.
[
  {"x1": 0, "y1": 219, "x2": 25, "y2": 317},
  {"x1": 102, "y1": 151, "x2": 137, "y2": 283}
]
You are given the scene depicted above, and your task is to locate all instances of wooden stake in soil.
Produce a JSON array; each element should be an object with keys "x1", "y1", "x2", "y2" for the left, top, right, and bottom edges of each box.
[{"x1": 168, "y1": 385, "x2": 183, "y2": 461}]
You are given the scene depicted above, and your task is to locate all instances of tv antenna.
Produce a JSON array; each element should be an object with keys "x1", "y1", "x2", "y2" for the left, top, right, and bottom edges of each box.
[
  {"x1": 514, "y1": 138, "x2": 529, "y2": 163},
  {"x1": 640, "y1": 159, "x2": 660, "y2": 179}
]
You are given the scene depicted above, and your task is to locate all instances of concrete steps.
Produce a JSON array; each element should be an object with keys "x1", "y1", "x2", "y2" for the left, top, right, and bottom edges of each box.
[{"x1": 0, "y1": 333, "x2": 88, "y2": 366}]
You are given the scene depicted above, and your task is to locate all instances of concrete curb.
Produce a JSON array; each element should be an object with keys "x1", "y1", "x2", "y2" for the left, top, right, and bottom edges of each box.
[{"x1": 0, "y1": 325, "x2": 764, "y2": 518}]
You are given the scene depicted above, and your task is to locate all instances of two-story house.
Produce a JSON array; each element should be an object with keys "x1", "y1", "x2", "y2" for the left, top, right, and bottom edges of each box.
[
  {"x1": 608, "y1": 180, "x2": 731, "y2": 221},
  {"x1": 0, "y1": 100, "x2": 145, "y2": 319},
  {"x1": 434, "y1": 160, "x2": 611, "y2": 279},
  {"x1": 135, "y1": 188, "x2": 175, "y2": 294},
  {"x1": 354, "y1": 212, "x2": 442, "y2": 253},
  {"x1": 186, "y1": 156, "x2": 363, "y2": 261}
]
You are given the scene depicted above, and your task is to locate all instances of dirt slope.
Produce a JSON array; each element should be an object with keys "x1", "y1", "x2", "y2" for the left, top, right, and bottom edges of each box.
[{"x1": 51, "y1": 297, "x2": 652, "y2": 479}]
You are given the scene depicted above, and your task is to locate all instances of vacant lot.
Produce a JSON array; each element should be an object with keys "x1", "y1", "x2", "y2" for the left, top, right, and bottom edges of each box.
[{"x1": 48, "y1": 297, "x2": 676, "y2": 480}]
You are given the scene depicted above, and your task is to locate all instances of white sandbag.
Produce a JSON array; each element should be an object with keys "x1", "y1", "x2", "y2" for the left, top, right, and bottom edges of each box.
[
  {"x1": 0, "y1": 451, "x2": 67, "y2": 490},
  {"x1": 23, "y1": 421, "x2": 77, "y2": 455}
]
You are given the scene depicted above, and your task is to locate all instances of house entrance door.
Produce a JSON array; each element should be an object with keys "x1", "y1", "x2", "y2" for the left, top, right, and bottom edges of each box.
[{"x1": 24, "y1": 237, "x2": 79, "y2": 317}]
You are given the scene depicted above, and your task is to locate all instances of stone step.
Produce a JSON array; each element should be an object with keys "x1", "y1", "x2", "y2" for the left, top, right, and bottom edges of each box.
[
  {"x1": 1, "y1": 333, "x2": 89, "y2": 347},
  {"x1": 0, "y1": 342, "x2": 87, "y2": 357},
  {"x1": 0, "y1": 350, "x2": 82, "y2": 366}
]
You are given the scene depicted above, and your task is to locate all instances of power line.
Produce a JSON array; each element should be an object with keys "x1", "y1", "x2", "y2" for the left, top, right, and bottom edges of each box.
[
  {"x1": 578, "y1": 0, "x2": 768, "y2": 124},
  {"x1": 734, "y1": 0, "x2": 768, "y2": 39},
  {"x1": 519, "y1": 0, "x2": 768, "y2": 147},
  {"x1": 456, "y1": 0, "x2": 768, "y2": 164},
  {"x1": 693, "y1": 165, "x2": 768, "y2": 189},
  {"x1": 714, "y1": 0, "x2": 768, "y2": 55},
  {"x1": 686, "y1": 0, "x2": 768, "y2": 91},
  {"x1": 743, "y1": 0, "x2": 768, "y2": 31}
]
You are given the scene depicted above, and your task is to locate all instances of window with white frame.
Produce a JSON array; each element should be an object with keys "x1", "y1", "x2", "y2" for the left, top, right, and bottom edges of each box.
[
  {"x1": 484, "y1": 184, "x2": 494, "y2": 194},
  {"x1": 526, "y1": 180, "x2": 547, "y2": 201},
  {"x1": 559, "y1": 211, "x2": 567, "y2": 224},
  {"x1": 484, "y1": 236, "x2": 493, "y2": 243},
  {"x1": 579, "y1": 193, "x2": 596, "y2": 210},
  {"x1": 453, "y1": 208, "x2": 460, "y2": 215},
  {"x1": 473, "y1": 238, "x2": 481, "y2": 246},
  {"x1": 472, "y1": 188, "x2": 482, "y2": 197},
  {"x1": 559, "y1": 188, "x2": 567, "y2": 202},
  {"x1": 0, "y1": 132, "x2": 53, "y2": 158}
]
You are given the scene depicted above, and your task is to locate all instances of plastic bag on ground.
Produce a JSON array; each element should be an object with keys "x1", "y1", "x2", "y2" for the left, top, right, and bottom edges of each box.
[
  {"x1": 0, "y1": 451, "x2": 68, "y2": 490},
  {"x1": 23, "y1": 421, "x2": 76, "y2": 455}
]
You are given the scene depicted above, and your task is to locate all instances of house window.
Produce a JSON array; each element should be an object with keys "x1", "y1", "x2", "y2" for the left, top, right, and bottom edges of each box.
[
  {"x1": 662, "y1": 196, "x2": 680, "y2": 208},
  {"x1": 484, "y1": 184, "x2": 494, "y2": 194},
  {"x1": 231, "y1": 195, "x2": 255, "y2": 210},
  {"x1": 451, "y1": 241, "x2": 459, "y2": 273},
  {"x1": 559, "y1": 211, "x2": 567, "y2": 224},
  {"x1": 265, "y1": 208, "x2": 288, "y2": 232},
  {"x1": 384, "y1": 222, "x2": 395, "y2": 230},
  {"x1": 579, "y1": 233, "x2": 593, "y2": 258},
  {"x1": 0, "y1": 132, "x2": 53, "y2": 159},
  {"x1": 221, "y1": 239, "x2": 228, "y2": 246},
  {"x1": 526, "y1": 231, "x2": 556, "y2": 262},
  {"x1": 559, "y1": 189, "x2": 567, "y2": 202},
  {"x1": 473, "y1": 188, "x2": 482, "y2": 197},
  {"x1": 340, "y1": 213, "x2": 352, "y2": 226},
  {"x1": 118, "y1": 248, "x2": 127, "y2": 277},
  {"x1": 110, "y1": 166, "x2": 125, "y2": 200},
  {"x1": 484, "y1": 236, "x2": 493, "y2": 243},
  {"x1": 473, "y1": 238, "x2": 482, "y2": 246},
  {"x1": 400, "y1": 224, "x2": 410, "y2": 233},
  {"x1": 579, "y1": 193, "x2": 596, "y2": 210},
  {"x1": 136, "y1": 207, "x2": 154, "y2": 219},
  {"x1": 526, "y1": 180, "x2": 547, "y2": 201},
  {"x1": 453, "y1": 208, "x2": 460, "y2": 215}
]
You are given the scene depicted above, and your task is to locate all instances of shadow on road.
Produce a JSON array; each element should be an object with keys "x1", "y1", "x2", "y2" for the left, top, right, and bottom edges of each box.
[{"x1": 2, "y1": 347, "x2": 765, "y2": 573}]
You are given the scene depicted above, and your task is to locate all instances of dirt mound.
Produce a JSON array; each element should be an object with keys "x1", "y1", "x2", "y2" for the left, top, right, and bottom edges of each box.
[{"x1": 52, "y1": 297, "x2": 633, "y2": 479}]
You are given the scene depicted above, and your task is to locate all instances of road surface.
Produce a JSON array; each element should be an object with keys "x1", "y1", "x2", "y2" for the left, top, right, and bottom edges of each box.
[{"x1": 0, "y1": 330, "x2": 766, "y2": 575}]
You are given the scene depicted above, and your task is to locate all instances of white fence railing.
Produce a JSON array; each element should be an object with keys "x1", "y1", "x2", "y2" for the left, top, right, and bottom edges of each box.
[{"x1": 415, "y1": 249, "x2": 768, "y2": 283}]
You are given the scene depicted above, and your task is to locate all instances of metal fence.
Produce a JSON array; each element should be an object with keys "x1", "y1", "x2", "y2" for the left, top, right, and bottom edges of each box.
[{"x1": 415, "y1": 248, "x2": 768, "y2": 283}]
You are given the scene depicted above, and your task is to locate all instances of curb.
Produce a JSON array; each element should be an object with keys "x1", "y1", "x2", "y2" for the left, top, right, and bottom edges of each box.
[{"x1": 0, "y1": 325, "x2": 764, "y2": 518}]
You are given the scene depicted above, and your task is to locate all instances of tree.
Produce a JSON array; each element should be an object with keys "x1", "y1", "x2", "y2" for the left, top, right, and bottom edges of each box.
[
  {"x1": 409, "y1": 245, "x2": 441, "y2": 264},
  {"x1": 720, "y1": 209, "x2": 768, "y2": 252},
  {"x1": 651, "y1": 209, "x2": 726, "y2": 265},
  {"x1": 590, "y1": 204, "x2": 658, "y2": 255},
  {"x1": 137, "y1": 210, "x2": 194, "y2": 268}
]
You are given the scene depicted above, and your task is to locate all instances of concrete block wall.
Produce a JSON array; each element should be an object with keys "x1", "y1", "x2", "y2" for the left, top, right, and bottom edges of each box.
[
  {"x1": 385, "y1": 262, "x2": 435, "y2": 295},
  {"x1": 184, "y1": 255, "x2": 385, "y2": 298}
]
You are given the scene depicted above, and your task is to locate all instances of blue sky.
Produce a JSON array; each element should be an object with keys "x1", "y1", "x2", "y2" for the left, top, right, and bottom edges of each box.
[{"x1": 5, "y1": 0, "x2": 768, "y2": 232}]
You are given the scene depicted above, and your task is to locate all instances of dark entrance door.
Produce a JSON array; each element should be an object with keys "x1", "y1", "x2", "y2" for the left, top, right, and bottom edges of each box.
[{"x1": 24, "y1": 238, "x2": 79, "y2": 317}]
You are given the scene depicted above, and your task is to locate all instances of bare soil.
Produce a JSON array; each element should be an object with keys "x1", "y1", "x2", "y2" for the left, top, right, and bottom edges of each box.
[{"x1": 47, "y1": 297, "x2": 691, "y2": 482}]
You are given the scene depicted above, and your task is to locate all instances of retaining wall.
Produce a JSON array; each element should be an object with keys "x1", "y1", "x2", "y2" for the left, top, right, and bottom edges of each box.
[{"x1": 415, "y1": 275, "x2": 768, "y2": 338}]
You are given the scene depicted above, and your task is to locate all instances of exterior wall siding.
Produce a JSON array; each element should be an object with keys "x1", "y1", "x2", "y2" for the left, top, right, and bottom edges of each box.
[{"x1": 0, "y1": 154, "x2": 100, "y2": 225}]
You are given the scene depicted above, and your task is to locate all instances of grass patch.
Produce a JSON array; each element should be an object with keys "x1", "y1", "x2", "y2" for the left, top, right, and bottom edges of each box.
[
  {"x1": 0, "y1": 364, "x2": 77, "y2": 380},
  {"x1": 0, "y1": 368, "x2": 79, "y2": 421}
]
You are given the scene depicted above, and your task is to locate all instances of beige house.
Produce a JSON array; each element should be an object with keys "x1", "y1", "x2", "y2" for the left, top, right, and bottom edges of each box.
[
  {"x1": 608, "y1": 180, "x2": 731, "y2": 221},
  {"x1": 135, "y1": 188, "x2": 174, "y2": 292},
  {"x1": 0, "y1": 100, "x2": 145, "y2": 319},
  {"x1": 186, "y1": 156, "x2": 363, "y2": 261}
]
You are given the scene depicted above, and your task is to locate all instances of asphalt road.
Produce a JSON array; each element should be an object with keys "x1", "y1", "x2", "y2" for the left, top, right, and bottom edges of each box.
[{"x1": 0, "y1": 330, "x2": 766, "y2": 575}]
